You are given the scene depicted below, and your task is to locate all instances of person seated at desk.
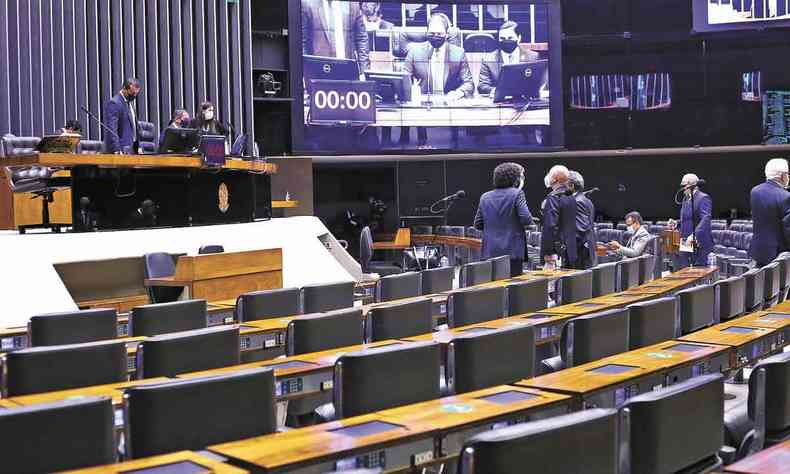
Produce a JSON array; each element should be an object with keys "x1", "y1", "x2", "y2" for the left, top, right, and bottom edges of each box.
[
  {"x1": 477, "y1": 21, "x2": 545, "y2": 98},
  {"x1": 60, "y1": 119, "x2": 82, "y2": 136},
  {"x1": 191, "y1": 101, "x2": 227, "y2": 137},
  {"x1": 159, "y1": 109, "x2": 190, "y2": 144},
  {"x1": 607, "y1": 211, "x2": 652, "y2": 258}
]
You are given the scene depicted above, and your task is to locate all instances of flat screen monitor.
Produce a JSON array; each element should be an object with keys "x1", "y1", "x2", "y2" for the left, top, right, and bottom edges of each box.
[
  {"x1": 693, "y1": 0, "x2": 790, "y2": 32},
  {"x1": 569, "y1": 73, "x2": 671, "y2": 110},
  {"x1": 293, "y1": 0, "x2": 563, "y2": 153},
  {"x1": 198, "y1": 134, "x2": 226, "y2": 167},
  {"x1": 159, "y1": 127, "x2": 200, "y2": 154},
  {"x1": 742, "y1": 71, "x2": 762, "y2": 101},
  {"x1": 763, "y1": 90, "x2": 790, "y2": 144}
]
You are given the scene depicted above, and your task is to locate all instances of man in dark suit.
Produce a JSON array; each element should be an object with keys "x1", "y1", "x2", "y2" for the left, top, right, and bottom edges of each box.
[
  {"x1": 477, "y1": 21, "x2": 543, "y2": 97},
  {"x1": 750, "y1": 159, "x2": 790, "y2": 266},
  {"x1": 103, "y1": 77, "x2": 141, "y2": 154},
  {"x1": 569, "y1": 170, "x2": 596, "y2": 269},
  {"x1": 669, "y1": 173, "x2": 714, "y2": 267},
  {"x1": 541, "y1": 165, "x2": 577, "y2": 269},
  {"x1": 474, "y1": 162, "x2": 534, "y2": 277},
  {"x1": 301, "y1": 0, "x2": 370, "y2": 72}
]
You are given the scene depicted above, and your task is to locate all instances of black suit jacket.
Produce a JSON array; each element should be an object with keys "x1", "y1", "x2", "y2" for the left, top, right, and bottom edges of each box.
[
  {"x1": 473, "y1": 187, "x2": 534, "y2": 260},
  {"x1": 749, "y1": 180, "x2": 790, "y2": 265},
  {"x1": 541, "y1": 185, "x2": 578, "y2": 265},
  {"x1": 302, "y1": 0, "x2": 370, "y2": 72},
  {"x1": 477, "y1": 47, "x2": 541, "y2": 95},
  {"x1": 103, "y1": 93, "x2": 137, "y2": 153}
]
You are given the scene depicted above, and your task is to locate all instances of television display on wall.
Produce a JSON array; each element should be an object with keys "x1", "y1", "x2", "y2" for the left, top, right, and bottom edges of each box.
[
  {"x1": 569, "y1": 73, "x2": 671, "y2": 110},
  {"x1": 693, "y1": 0, "x2": 790, "y2": 32}
]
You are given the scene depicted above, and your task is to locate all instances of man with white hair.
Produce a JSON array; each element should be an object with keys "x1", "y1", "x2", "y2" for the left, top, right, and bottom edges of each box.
[
  {"x1": 669, "y1": 173, "x2": 713, "y2": 267},
  {"x1": 569, "y1": 170, "x2": 596, "y2": 269},
  {"x1": 540, "y1": 165, "x2": 577, "y2": 268},
  {"x1": 749, "y1": 158, "x2": 790, "y2": 266}
]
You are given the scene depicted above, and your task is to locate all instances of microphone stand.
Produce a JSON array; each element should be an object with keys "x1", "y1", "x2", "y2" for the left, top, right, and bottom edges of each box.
[{"x1": 81, "y1": 105, "x2": 119, "y2": 141}]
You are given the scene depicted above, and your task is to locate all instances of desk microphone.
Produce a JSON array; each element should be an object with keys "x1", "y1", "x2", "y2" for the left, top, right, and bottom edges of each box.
[
  {"x1": 439, "y1": 190, "x2": 466, "y2": 201},
  {"x1": 583, "y1": 187, "x2": 600, "y2": 196}
]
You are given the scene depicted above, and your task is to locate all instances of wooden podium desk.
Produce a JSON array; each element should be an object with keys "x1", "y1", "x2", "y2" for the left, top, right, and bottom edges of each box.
[
  {"x1": 144, "y1": 249, "x2": 283, "y2": 302},
  {"x1": 679, "y1": 319, "x2": 787, "y2": 370},
  {"x1": 61, "y1": 451, "x2": 248, "y2": 474}
]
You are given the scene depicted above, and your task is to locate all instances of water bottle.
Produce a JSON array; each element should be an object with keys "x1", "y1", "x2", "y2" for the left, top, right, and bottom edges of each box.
[
  {"x1": 440, "y1": 255, "x2": 449, "y2": 267},
  {"x1": 708, "y1": 253, "x2": 718, "y2": 269}
]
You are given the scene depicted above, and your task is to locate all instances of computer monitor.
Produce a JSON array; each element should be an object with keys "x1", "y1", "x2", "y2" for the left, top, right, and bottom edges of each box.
[
  {"x1": 303, "y1": 55, "x2": 360, "y2": 90},
  {"x1": 494, "y1": 60, "x2": 548, "y2": 104},
  {"x1": 159, "y1": 127, "x2": 200, "y2": 153},
  {"x1": 365, "y1": 70, "x2": 412, "y2": 105},
  {"x1": 198, "y1": 134, "x2": 226, "y2": 167},
  {"x1": 230, "y1": 133, "x2": 246, "y2": 156}
]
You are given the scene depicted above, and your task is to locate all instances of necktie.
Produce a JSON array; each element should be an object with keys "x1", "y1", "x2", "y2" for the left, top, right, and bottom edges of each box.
[
  {"x1": 127, "y1": 98, "x2": 137, "y2": 141},
  {"x1": 431, "y1": 48, "x2": 443, "y2": 94}
]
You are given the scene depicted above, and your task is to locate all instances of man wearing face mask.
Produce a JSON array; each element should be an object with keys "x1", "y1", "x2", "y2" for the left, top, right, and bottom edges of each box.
[
  {"x1": 477, "y1": 21, "x2": 541, "y2": 97},
  {"x1": 540, "y1": 165, "x2": 577, "y2": 269},
  {"x1": 749, "y1": 158, "x2": 790, "y2": 266},
  {"x1": 668, "y1": 173, "x2": 713, "y2": 267},
  {"x1": 103, "y1": 77, "x2": 141, "y2": 154},
  {"x1": 191, "y1": 101, "x2": 227, "y2": 137},
  {"x1": 569, "y1": 170, "x2": 596, "y2": 269},
  {"x1": 473, "y1": 162, "x2": 534, "y2": 277},
  {"x1": 608, "y1": 212, "x2": 651, "y2": 258},
  {"x1": 159, "y1": 109, "x2": 190, "y2": 145}
]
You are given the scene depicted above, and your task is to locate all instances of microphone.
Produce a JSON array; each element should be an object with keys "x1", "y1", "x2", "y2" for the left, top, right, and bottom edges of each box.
[
  {"x1": 582, "y1": 187, "x2": 600, "y2": 196},
  {"x1": 81, "y1": 105, "x2": 119, "y2": 139},
  {"x1": 439, "y1": 190, "x2": 466, "y2": 202}
]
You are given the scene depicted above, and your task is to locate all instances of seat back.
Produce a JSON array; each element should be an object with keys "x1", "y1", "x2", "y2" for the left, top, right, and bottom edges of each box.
[
  {"x1": 617, "y1": 258, "x2": 640, "y2": 291},
  {"x1": 637, "y1": 253, "x2": 657, "y2": 284},
  {"x1": 626, "y1": 297, "x2": 678, "y2": 349},
  {"x1": 1, "y1": 135, "x2": 41, "y2": 156},
  {"x1": 286, "y1": 308, "x2": 364, "y2": 356},
  {"x1": 506, "y1": 278, "x2": 548, "y2": 315},
  {"x1": 130, "y1": 299, "x2": 207, "y2": 336},
  {"x1": 375, "y1": 271, "x2": 421, "y2": 302},
  {"x1": 448, "y1": 326, "x2": 536, "y2": 394},
  {"x1": 137, "y1": 121, "x2": 157, "y2": 153},
  {"x1": 144, "y1": 252, "x2": 176, "y2": 278},
  {"x1": 489, "y1": 256, "x2": 511, "y2": 280},
  {"x1": 366, "y1": 298, "x2": 433, "y2": 342},
  {"x1": 197, "y1": 244, "x2": 224, "y2": 254},
  {"x1": 748, "y1": 351, "x2": 790, "y2": 434},
  {"x1": 676, "y1": 284, "x2": 717, "y2": 334},
  {"x1": 137, "y1": 326, "x2": 240, "y2": 378},
  {"x1": 448, "y1": 286, "x2": 507, "y2": 328},
  {"x1": 79, "y1": 139, "x2": 104, "y2": 153},
  {"x1": 420, "y1": 266, "x2": 454, "y2": 294},
  {"x1": 125, "y1": 368, "x2": 276, "y2": 458},
  {"x1": 715, "y1": 276, "x2": 746, "y2": 321},
  {"x1": 560, "y1": 308, "x2": 630, "y2": 367},
  {"x1": 301, "y1": 280, "x2": 355, "y2": 313},
  {"x1": 334, "y1": 342, "x2": 441, "y2": 418},
  {"x1": 29, "y1": 308, "x2": 118, "y2": 346},
  {"x1": 3, "y1": 340, "x2": 127, "y2": 396},
  {"x1": 743, "y1": 268, "x2": 766, "y2": 311},
  {"x1": 411, "y1": 225, "x2": 433, "y2": 235},
  {"x1": 557, "y1": 269, "x2": 593, "y2": 305},
  {"x1": 460, "y1": 260, "x2": 493, "y2": 287},
  {"x1": 775, "y1": 253, "x2": 790, "y2": 301},
  {"x1": 762, "y1": 262, "x2": 781, "y2": 305},
  {"x1": 592, "y1": 263, "x2": 617, "y2": 297},
  {"x1": 359, "y1": 226, "x2": 375, "y2": 273},
  {"x1": 235, "y1": 287, "x2": 301, "y2": 322},
  {"x1": 0, "y1": 397, "x2": 116, "y2": 473}
]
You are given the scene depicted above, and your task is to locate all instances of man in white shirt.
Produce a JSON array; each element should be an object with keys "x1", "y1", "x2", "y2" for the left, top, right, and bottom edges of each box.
[{"x1": 301, "y1": 0, "x2": 370, "y2": 72}]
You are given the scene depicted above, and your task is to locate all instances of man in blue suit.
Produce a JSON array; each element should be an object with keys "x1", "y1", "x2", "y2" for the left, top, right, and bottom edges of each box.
[
  {"x1": 103, "y1": 78, "x2": 141, "y2": 154},
  {"x1": 473, "y1": 162, "x2": 534, "y2": 277},
  {"x1": 541, "y1": 165, "x2": 578, "y2": 269},
  {"x1": 749, "y1": 159, "x2": 790, "y2": 266},
  {"x1": 670, "y1": 173, "x2": 713, "y2": 267}
]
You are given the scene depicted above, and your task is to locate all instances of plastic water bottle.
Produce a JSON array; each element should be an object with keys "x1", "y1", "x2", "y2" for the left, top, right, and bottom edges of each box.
[
  {"x1": 440, "y1": 255, "x2": 449, "y2": 267},
  {"x1": 708, "y1": 253, "x2": 718, "y2": 269}
]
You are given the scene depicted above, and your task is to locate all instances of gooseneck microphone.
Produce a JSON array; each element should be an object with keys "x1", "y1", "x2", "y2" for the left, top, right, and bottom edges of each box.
[{"x1": 582, "y1": 187, "x2": 600, "y2": 196}]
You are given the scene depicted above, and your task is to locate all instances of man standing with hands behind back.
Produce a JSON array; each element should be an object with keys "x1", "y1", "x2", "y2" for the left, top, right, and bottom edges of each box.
[
  {"x1": 541, "y1": 165, "x2": 578, "y2": 269},
  {"x1": 749, "y1": 158, "x2": 790, "y2": 266},
  {"x1": 669, "y1": 173, "x2": 713, "y2": 267},
  {"x1": 104, "y1": 78, "x2": 141, "y2": 154}
]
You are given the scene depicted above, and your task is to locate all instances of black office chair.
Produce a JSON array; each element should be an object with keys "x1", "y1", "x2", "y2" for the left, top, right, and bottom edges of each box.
[
  {"x1": 724, "y1": 351, "x2": 790, "y2": 460},
  {"x1": 2, "y1": 135, "x2": 41, "y2": 156},
  {"x1": 447, "y1": 286, "x2": 507, "y2": 328},
  {"x1": 366, "y1": 298, "x2": 433, "y2": 342},
  {"x1": 0, "y1": 397, "x2": 116, "y2": 474},
  {"x1": 143, "y1": 252, "x2": 184, "y2": 303},
  {"x1": 675, "y1": 284, "x2": 717, "y2": 335},
  {"x1": 458, "y1": 408, "x2": 620, "y2": 474},
  {"x1": 4, "y1": 164, "x2": 69, "y2": 234},
  {"x1": 541, "y1": 308, "x2": 630, "y2": 373},
  {"x1": 129, "y1": 299, "x2": 207, "y2": 337},
  {"x1": 762, "y1": 261, "x2": 781, "y2": 309},
  {"x1": 28, "y1": 308, "x2": 118, "y2": 346},
  {"x1": 556, "y1": 269, "x2": 593, "y2": 305},
  {"x1": 235, "y1": 287, "x2": 301, "y2": 322},
  {"x1": 137, "y1": 121, "x2": 157, "y2": 153},
  {"x1": 506, "y1": 278, "x2": 548, "y2": 315},
  {"x1": 375, "y1": 271, "x2": 422, "y2": 302},
  {"x1": 743, "y1": 267, "x2": 766, "y2": 312},
  {"x1": 360, "y1": 226, "x2": 402, "y2": 276},
  {"x1": 124, "y1": 368, "x2": 276, "y2": 458},
  {"x1": 320, "y1": 341, "x2": 442, "y2": 420},
  {"x1": 447, "y1": 325, "x2": 535, "y2": 394},
  {"x1": 637, "y1": 254, "x2": 657, "y2": 284},
  {"x1": 420, "y1": 266, "x2": 454, "y2": 295},
  {"x1": 198, "y1": 244, "x2": 224, "y2": 254},
  {"x1": 301, "y1": 280, "x2": 355, "y2": 313},
  {"x1": 489, "y1": 255, "x2": 511, "y2": 280},
  {"x1": 626, "y1": 297, "x2": 678, "y2": 349},
  {"x1": 774, "y1": 252, "x2": 790, "y2": 302},
  {"x1": 592, "y1": 262, "x2": 618, "y2": 297},
  {"x1": 79, "y1": 139, "x2": 104, "y2": 154},
  {"x1": 463, "y1": 32, "x2": 497, "y2": 53},
  {"x1": 1, "y1": 340, "x2": 127, "y2": 396},
  {"x1": 617, "y1": 257, "x2": 640, "y2": 291},
  {"x1": 715, "y1": 276, "x2": 746, "y2": 321},
  {"x1": 136, "y1": 326, "x2": 240, "y2": 378},
  {"x1": 624, "y1": 374, "x2": 725, "y2": 474},
  {"x1": 460, "y1": 260, "x2": 493, "y2": 288},
  {"x1": 286, "y1": 308, "x2": 364, "y2": 355}
]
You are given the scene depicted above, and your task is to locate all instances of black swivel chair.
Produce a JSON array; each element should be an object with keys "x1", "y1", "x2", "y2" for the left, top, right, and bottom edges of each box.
[
  {"x1": 506, "y1": 278, "x2": 548, "y2": 315},
  {"x1": 130, "y1": 299, "x2": 208, "y2": 336},
  {"x1": 541, "y1": 308, "x2": 630, "y2": 373},
  {"x1": 360, "y1": 226, "x2": 402, "y2": 276},
  {"x1": 4, "y1": 164, "x2": 69, "y2": 234},
  {"x1": 460, "y1": 260, "x2": 493, "y2": 288},
  {"x1": 626, "y1": 297, "x2": 679, "y2": 349},
  {"x1": 447, "y1": 286, "x2": 507, "y2": 328},
  {"x1": 743, "y1": 267, "x2": 766, "y2": 312},
  {"x1": 420, "y1": 266, "x2": 454, "y2": 294},
  {"x1": 366, "y1": 298, "x2": 433, "y2": 342},
  {"x1": 135, "y1": 326, "x2": 240, "y2": 378},
  {"x1": 592, "y1": 262, "x2": 618, "y2": 297},
  {"x1": 556, "y1": 269, "x2": 593, "y2": 305},
  {"x1": 235, "y1": 287, "x2": 301, "y2": 322},
  {"x1": 617, "y1": 257, "x2": 640, "y2": 291},
  {"x1": 447, "y1": 326, "x2": 536, "y2": 394},
  {"x1": 637, "y1": 254, "x2": 657, "y2": 284},
  {"x1": 375, "y1": 271, "x2": 422, "y2": 302},
  {"x1": 1, "y1": 340, "x2": 127, "y2": 396},
  {"x1": 143, "y1": 252, "x2": 184, "y2": 303},
  {"x1": 286, "y1": 308, "x2": 364, "y2": 355},
  {"x1": 0, "y1": 397, "x2": 116, "y2": 474},
  {"x1": 301, "y1": 280, "x2": 355, "y2": 313},
  {"x1": 762, "y1": 261, "x2": 782, "y2": 309},
  {"x1": 124, "y1": 368, "x2": 277, "y2": 458},
  {"x1": 715, "y1": 276, "x2": 746, "y2": 321},
  {"x1": 489, "y1": 255, "x2": 511, "y2": 280},
  {"x1": 79, "y1": 139, "x2": 104, "y2": 153},
  {"x1": 137, "y1": 121, "x2": 157, "y2": 153},
  {"x1": 676, "y1": 284, "x2": 717, "y2": 335},
  {"x1": 28, "y1": 308, "x2": 118, "y2": 346},
  {"x1": 198, "y1": 244, "x2": 224, "y2": 254},
  {"x1": 774, "y1": 252, "x2": 790, "y2": 302}
]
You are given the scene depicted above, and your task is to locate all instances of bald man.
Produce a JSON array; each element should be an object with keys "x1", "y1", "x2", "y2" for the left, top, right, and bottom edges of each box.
[{"x1": 669, "y1": 173, "x2": 713, "y2": 267}]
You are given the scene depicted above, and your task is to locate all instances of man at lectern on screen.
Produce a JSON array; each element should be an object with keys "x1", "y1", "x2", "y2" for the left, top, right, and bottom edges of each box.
[{"x1": 301, "y1": 0, "x2": 370, "y2": 73}]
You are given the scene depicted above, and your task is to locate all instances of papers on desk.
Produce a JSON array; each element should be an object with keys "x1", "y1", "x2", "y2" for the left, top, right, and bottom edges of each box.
[{"x1": 679, "y1": 240, "x2": 695, "y2": 253}]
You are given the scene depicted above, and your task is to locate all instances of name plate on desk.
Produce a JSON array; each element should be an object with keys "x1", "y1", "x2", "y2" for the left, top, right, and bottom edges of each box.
[{"x1": 308, "y1": 80, "x2": 376, "y2": 125}]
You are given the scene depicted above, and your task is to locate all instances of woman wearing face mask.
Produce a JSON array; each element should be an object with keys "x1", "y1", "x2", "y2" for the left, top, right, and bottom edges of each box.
[
  {"x1": 191, "y1": 101, "x2": 227, "y2": 137},
  {"x1": 473, "y1": 162, "x2": 534, "y2": 277},
  {"x1": 608, "y1": 212, "x2": 651, "y2": 258}
]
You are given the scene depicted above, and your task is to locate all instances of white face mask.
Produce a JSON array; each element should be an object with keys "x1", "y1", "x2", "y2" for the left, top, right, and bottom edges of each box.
[
  {"x1": 204, "y1": 111, "x2": 214, "y2": 121},
  {"x1": 517, "y1": 176, "x2": 525, "y2": 190}
]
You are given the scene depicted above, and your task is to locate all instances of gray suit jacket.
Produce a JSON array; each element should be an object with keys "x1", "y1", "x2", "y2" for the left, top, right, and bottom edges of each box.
[
  {"x1": 404, "y1": 42, "x2": 474, "y2": 98},
  {"x1": 302, "y1": 0, "x2": 370, "y2": 71},
  {"x1": 617, "y1": 225, "x2": 651, "y2": 258},
  {"x1": 477, "y1": 47, "x2": 540, "y2": 95}
]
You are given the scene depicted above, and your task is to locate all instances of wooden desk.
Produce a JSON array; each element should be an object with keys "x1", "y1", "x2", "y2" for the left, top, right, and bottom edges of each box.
[
  {"x1": 723, "y1": 438, "x2": 790, "y2": 474},
  {"x1": 60, "y1": 451, "x2": 249, "y2": 474},
  {"x1": 4, "y1": 377, "x2": 170, "y2": 407},
  {"x1": 372, "y1": 227, "x2": 412, "y2": 250},
  {"x1": 737, "y1": 310, "x2": 790, "y2": 340},
  {"x1": 679, "y1": 319, "x2": 786, "y2": 370},
  {"x1": 412, "y1": 234, "x2": 482, "y2": 251},
  {"x1": 208, "y1": 385, "x2": 570, "y2": 473},
  {"x1": 272, "y1": 200, "x2": 300, "y2": 209},
  {"x1": 4, "y1": 152, "x2": 277, "y2": 172},
  {"x1": 144, "y1": 249, "x2": 283, "y2": 302},
  {"x1": 0, "y1": 400, "x2": 19, "y2": 409}
]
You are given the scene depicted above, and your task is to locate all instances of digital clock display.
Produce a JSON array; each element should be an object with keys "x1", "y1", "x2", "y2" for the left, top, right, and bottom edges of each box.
[{"x1": 308, "y1": 79, "x2": 376, "y2": 125}]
